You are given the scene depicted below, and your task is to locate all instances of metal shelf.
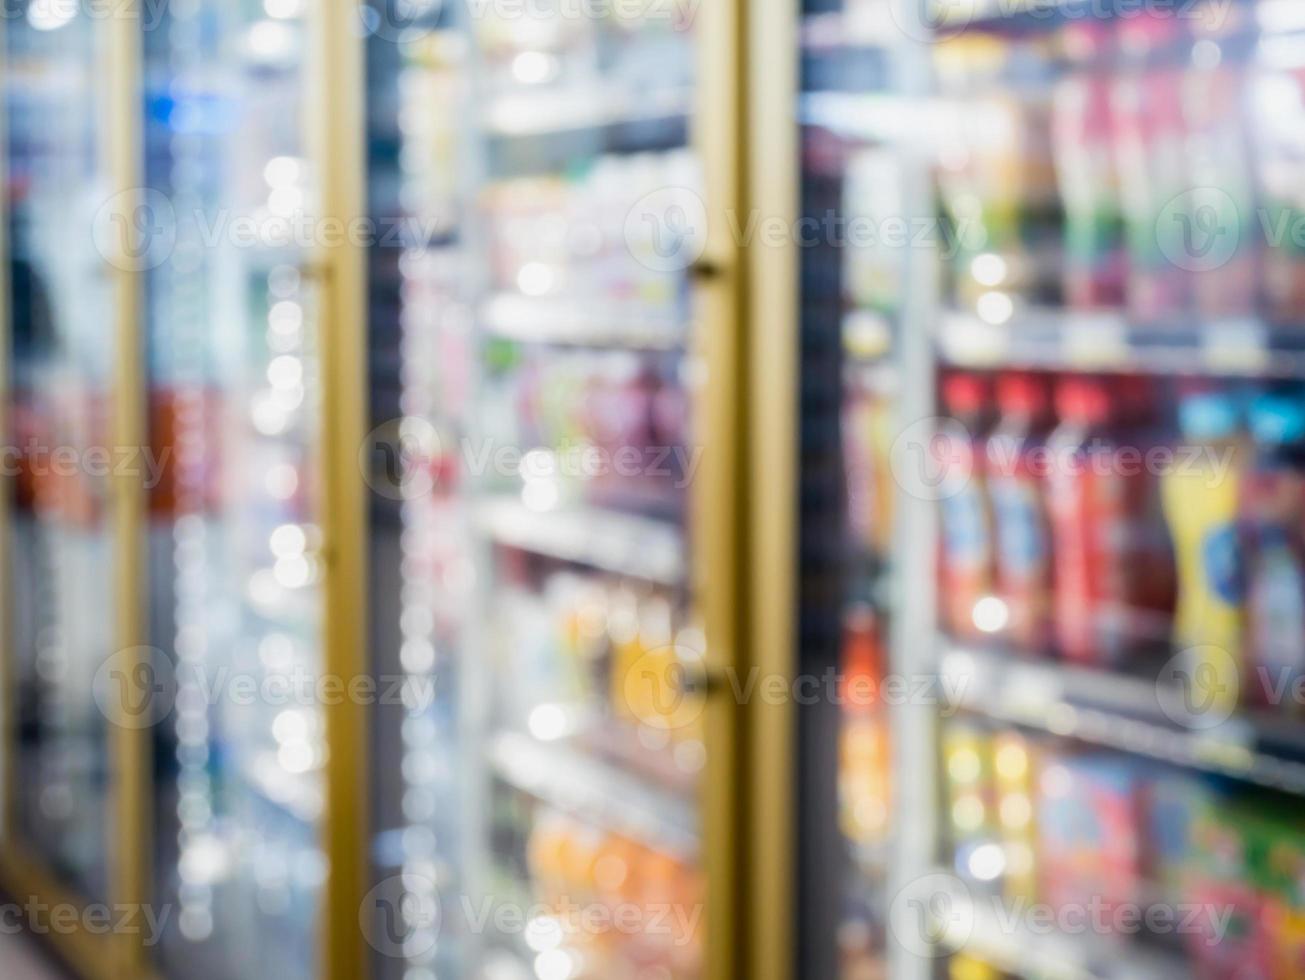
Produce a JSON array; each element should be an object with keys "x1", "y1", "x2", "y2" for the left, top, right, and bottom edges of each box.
[
  {"x1": 483, "y1": 88, "x2": 691, "y2": 139},
  {"x1": 801, "y1": 11, "x2": 897, "y2": 50},
  {"x1": 940, "y1": 641, "x2": 1305, "y2": 795},
  {"x1": 939, "y1": 309, "x2": 1305, "y2": 377},
  {"x1": 474, "y1": 496, "x2": 686, "y2": 585},
  {"x1": 936, "y1": 0, "x2": 1158, "y2": 34},
  {"x1": 931, "y1": 870, "x2": 1188, "y2": 980},
  {"x1": 798, "y1": 90, "x2": 942, "y2": 144},
  {"x1": 480, "y1": 293, "x2": 684, "y2": 350},
  {"x1": 488, "y1": 730, "x2": 699, "y2": 859}
]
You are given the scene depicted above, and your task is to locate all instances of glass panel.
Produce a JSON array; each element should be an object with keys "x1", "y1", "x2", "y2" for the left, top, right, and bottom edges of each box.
[
  {"x1": 847, "y1": 3, "x2": 1305, "y2": 979},
  {"x1": 143, "y1": 3, "x2": 323, "y2": 977},
  {"x1": 797, "y1": 1, "x2": 903, "y2": 976},
  {"x1": 925, "y1": 4, "x2": 1305, "y2": 978},
  {"x1": 364, "y1": 0, "x2": 707, "y2": 976},
  {"x1": 4, "y1": 5, "x2": 114, "y2": 903}
]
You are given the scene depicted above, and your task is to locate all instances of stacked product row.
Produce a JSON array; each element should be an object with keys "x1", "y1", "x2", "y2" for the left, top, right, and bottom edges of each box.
[
  {"x1": 943, "y1": 719, "x2": 1305, "y2": 979},
  {"x1": 938, "y1": 370, "x2": 1305, "y2": 717},
  {"x1": 936, "y1": 4, "x2": 1305, "y2": 324}
]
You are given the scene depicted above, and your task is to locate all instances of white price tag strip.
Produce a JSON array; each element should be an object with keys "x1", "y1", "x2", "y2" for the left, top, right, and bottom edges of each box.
[
  {"x1": 1062, "y1": 313, "x2": 1129, "y2": 367},
  {"x1": 1202, "y1": 319, "x2": 1268, "y2": 373},
  {"x1": 939, "y1": 315, "x2": 1009, "y2": 366}
]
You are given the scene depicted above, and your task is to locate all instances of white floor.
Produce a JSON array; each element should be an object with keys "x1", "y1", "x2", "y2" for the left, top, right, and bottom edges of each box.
[{"x1": 0, "y1": 929, "x2": 66, "y2": 979}]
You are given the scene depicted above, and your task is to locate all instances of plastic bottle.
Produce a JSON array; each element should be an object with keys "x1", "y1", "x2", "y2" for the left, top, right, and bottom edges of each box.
[
  {"x1": 1160, "y1": 388, "x2": 1246, "y2": 714},
  {"x1": 1046, "y1": 377, "x2": 1134, "y2": 664},
  {"x1": 938, "y1": 373, "x2": 996, "y2": 642},
  {"x1": 1181, "y1": 11, "x2": 1259, "y2": 319},
  {"x1": 1241, "y1": 392, "x2": 1305, "y2": 713},
  {"x1": 1111, "y1": 12, "x2": 1191, "y2": 321},
  {"x1": 1116, "y1": 376, "x2": 1177, "y2": 631},
  {"x1": 839, "y1": 606, "x2": 890, "y2": 846},
  {"x1": 1250, "y1": 63, "x2": 1305, "y2": 324},
  {"x1": 1052, "y1": 20, "x2": 1126, "y2": 309},
  {"x1": 986, "y1": 372, "x2": 1054, "y2": 653}
]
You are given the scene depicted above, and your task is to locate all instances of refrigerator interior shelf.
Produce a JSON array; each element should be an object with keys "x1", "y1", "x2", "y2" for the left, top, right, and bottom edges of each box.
[
  {"x1": 488, "y1": 730, "x2": 699, "y2": 859},
  {"x1": 480, "y1": 293, "x2": 684, "y2": 350},
  {"x1": 931, "y1": 870, "x2": 1188, "y2": 980},
  {"x1": 798, "y1": 91, "x2": 942, "y2": 144},
  {"x1": 474, "y1": 496, "x2": 686, "y2": 585},
  {"x1": 937, "y1": 0, "x2": 1119, "y2": 33},
  {"x1": 801, "y1": 11, "x2": 900, "y2": 50},
  {"x1": 484, "y1": 88, "x2": 692, "y2": 139},
  {"x1": 941, "y1": 642, "x2": 1305, "y2": 796},
  {"x1": 939, "y1": 310, "x2": 1305, "y2": 377}
]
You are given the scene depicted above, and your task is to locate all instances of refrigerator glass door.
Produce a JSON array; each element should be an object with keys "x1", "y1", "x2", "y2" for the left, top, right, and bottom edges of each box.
[
  {"x1": 143, "y1": 3, "x2": 325, "y2": 977},
  {"x1": 4, "y1": 5, "x2": 115, "y2": 906},
  {"x1": 798, "y1": 1, "x2": 904, "y2": 976},
  {"x1": 367, "y1": 2, "x2": 709, "y2": 976}
]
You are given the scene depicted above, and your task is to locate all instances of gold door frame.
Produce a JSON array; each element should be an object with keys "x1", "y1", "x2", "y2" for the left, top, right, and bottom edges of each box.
[
  {"x1": 692, "y1": 0, "x2": 747, "y2": 971},
  {"x1": 109, "y1": 3, "x2": 149, "y2": 976},
  {"x1": 695, "y1": 0, "x2": 798, "y2": 976},
  {"x1": 307, "y1": 3, "x2": 370, "y2": 979},
  {"x1": 744, "y1": 0, "x2": 799, "y2": 976}
]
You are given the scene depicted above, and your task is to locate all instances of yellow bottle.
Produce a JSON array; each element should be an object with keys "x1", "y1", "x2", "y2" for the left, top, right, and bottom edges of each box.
[{"x1": 1160, "y1": 391, "x2": 1245, "y2": 715}]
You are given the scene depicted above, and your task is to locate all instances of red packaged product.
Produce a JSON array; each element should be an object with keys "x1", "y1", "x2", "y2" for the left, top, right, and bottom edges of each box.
[
  {"x1": 1045, "y1": 377, "x2": 1172, "y2": 665},
  {"x1": 938, "y1": 373, "x2": 996, "y2": 642}
]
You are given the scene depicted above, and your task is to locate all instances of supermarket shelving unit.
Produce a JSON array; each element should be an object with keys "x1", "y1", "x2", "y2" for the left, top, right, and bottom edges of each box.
[
  {"x1": 886, "y1": 1, "x2": 1305, "y2": 978},
  {"x1": 3, "y1": 2, "x2": 803, "y2": 979}
]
